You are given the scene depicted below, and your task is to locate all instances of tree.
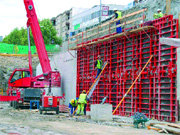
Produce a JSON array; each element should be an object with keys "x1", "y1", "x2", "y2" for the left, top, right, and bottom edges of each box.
[{"x1": 2, "y1": 19, "x2": 62, "y2": 46}]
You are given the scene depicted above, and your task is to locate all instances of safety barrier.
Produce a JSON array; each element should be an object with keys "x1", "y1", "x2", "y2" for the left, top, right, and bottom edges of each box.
[
  {"x1": 0, "y1": 43, "x2": 60, "y2": 54},
  {"x1": 76, "y1": 15, "x2": 178, "y2": 122}
]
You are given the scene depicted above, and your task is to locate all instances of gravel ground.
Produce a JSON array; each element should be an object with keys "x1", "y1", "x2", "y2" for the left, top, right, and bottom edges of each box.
[{"x1": 0, "y1": 102, "x2": 168, "y2": 135}]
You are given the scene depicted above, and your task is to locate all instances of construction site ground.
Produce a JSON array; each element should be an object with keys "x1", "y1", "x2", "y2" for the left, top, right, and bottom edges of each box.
[{"x1": 0, "y1": 102, "x2": 168, "y2": 135}]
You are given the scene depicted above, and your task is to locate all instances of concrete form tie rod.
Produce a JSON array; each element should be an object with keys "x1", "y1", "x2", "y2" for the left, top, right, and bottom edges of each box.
[
  {"x1": 112, "y1": 55, "x2": 153, "y2": 115},
  {"x1": 72, "y1": 62, "x2": 108, "y2": 115}
]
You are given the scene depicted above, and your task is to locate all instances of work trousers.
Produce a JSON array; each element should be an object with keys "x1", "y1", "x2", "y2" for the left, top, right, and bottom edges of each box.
[
  {"x1": 77, "y1": 103, "x2": 85, "y2": 115},
  {"x1": 116, "y1": 20, "x2": 122, "y2": 33},
  {"x1": 96, "y1": 68, "x2": 102, "y2": 78},
  {"x1": 84, "y1": 103, "x2": 87, "y2": 115},
  {"x1": 69, "y1": 104, "x2": 77, "y2": 114}
]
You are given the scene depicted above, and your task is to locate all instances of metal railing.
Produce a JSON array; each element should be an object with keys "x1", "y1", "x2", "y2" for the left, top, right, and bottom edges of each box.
[{"x1": 68, "y1": 8, "x2": 147, "y2": 50}]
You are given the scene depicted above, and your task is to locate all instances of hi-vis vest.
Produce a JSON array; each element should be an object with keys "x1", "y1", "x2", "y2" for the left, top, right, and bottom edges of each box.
[
  {"x1": 97, "y1": 60, "x2": 102, "y2": 69},
  {"x1": 78, "y1": 93, "x2": 87, "y2": 104},
  {"x1": 154, "y1": 12, "x2": 163, "y2": 19},
  {"x1": 116, "y1": 11, "x2": 122, "y2": 19}
]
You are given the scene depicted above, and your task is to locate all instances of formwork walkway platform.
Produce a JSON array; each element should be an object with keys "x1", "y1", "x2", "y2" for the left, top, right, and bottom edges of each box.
[{"x1": 75, "y1": 15, "x2": 178, "y2": 122}]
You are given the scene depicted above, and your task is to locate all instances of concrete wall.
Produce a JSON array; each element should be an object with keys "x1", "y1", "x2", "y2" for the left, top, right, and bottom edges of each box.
[
  {"x1": 36, "y1": 49, "x2": 77, "y2": 105},
  {"x1": 91, "y1": 104, "x2": 113, "y2": 121}
]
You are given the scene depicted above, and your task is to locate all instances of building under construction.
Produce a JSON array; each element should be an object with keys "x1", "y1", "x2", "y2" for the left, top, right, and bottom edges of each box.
[{"x1": 55, "y1": 0, "x2": 179, "y2": 123}]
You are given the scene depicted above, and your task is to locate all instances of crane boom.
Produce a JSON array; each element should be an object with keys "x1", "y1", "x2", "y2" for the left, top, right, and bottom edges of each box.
[
  {"x1": 24, "y1": 0, "x2": 51, "y2": 74},
  {"x1": 0, "y1": 0, "x2": 62, "y2": 110}
]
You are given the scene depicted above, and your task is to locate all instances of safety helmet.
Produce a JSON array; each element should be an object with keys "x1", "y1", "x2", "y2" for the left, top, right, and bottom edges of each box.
[
  {"x1": 98, "y1": 55, "x2": 101, "y2": 58},
  {"x1": 157, "y1": 9, "x2": 161, "y2": 12},
  {"x1": 82, "y1": 90, "x2": 86, "y2": 93},
  {"x1": 71, "y1": 99, "x2": 75, "y2": 104}
]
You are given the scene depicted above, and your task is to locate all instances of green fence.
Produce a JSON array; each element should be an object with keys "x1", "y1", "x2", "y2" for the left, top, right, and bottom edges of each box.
[{"x1": 0, "y1": 43, "x2": 60, "y2": 54}]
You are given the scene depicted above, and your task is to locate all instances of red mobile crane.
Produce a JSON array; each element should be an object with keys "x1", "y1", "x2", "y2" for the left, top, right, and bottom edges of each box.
[{"x1": 0, "y1": 0, "x2": 62, "y2": 113}]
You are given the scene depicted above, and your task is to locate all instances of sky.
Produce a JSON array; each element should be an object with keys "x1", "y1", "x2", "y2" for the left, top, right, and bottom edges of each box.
[{"x1": 0, "y1": 0, "x2": 133, "y2": 37}]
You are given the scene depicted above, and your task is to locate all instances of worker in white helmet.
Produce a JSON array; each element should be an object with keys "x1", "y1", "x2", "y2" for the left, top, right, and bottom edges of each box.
[{"x1": 153, "y1": 9, "x2": 164, "y2": 19}]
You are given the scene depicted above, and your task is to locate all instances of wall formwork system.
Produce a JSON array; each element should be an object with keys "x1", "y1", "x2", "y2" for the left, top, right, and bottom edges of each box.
[{"x1": 76, "y1": 15, "x2": 179, "y2": 122}]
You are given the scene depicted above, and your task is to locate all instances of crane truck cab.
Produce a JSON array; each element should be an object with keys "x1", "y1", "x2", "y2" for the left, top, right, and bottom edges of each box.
[{"x1": 8, "y1": 69, "x2": 31, "y2": 88}]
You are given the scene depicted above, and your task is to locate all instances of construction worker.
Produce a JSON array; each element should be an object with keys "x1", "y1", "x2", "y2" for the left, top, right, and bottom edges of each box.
[
  {"x1": 69, "y1": 98, "x2": 78, "y2": 115},
  {"x1": 95, "y1": 55, "x2": 103, "y2": 78},
  {"x1": 153, "y1": 9, "x2": 164, "y2": 19},
  {"x1": 113, "y1": 8, "x2": 122, "y2": 34},
  {"x1": 76, "y1": 90, "x2": 87, "y2": 115}
]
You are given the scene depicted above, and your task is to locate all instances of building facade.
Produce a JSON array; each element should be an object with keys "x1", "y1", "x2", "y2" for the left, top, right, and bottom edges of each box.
[
  {"x1": 52, "y1": 5, "x2": 125, "y2": 41},
  {"x1": 71, "y1": 4, "x2": 125, "y2": 36},
  {"x1": 52, "y1": 8, "x2": 88, "y2": 41}
]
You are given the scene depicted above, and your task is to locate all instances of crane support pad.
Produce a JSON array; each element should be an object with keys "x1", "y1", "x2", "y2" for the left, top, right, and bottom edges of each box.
[{"x1": 0, "y1": 96, "x2": 18, "y2": 102}]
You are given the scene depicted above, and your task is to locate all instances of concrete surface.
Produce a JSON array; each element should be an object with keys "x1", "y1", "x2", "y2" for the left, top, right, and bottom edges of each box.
[
  {"x1": 91, "y1": 104, "x2": 113, "y2": 121},
  {"x1": 1, "y1": 102, "x2": 167, "y2": 135},
  {"x1": 36, "y1": 47, "x2": 77, "y2": 105}
]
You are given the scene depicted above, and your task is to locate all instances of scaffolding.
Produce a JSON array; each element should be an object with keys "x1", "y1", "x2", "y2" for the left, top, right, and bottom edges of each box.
[
  {"x1": 68, "y1": 8, "x2": 147, "y2": 51},
  {"x1": 70, "y1": 7, "x2": 178, "y2": 122},
  {"x1": 77, "y1": 15, "x2": 178, "y2": 122}
]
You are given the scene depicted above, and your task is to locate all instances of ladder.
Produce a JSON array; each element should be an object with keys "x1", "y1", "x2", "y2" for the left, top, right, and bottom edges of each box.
[
  {"x1": 72, "y1": 61, "x2": 108, "y2": 115},
  {"x1": 87, "y1": 61, "x2": 108, "y2": 99}
]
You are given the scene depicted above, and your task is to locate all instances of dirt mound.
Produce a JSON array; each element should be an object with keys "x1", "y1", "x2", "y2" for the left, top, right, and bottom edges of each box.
[{"x1": 0, "y1": 55, "x2": 39, "y2": 91}]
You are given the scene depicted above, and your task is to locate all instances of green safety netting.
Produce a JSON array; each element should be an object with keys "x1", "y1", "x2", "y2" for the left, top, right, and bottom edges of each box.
[{"x1": 0, "y1": 43, "x2": 60, "y2": 54}]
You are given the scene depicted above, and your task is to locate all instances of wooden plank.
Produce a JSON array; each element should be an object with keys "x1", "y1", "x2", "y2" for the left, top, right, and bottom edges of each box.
[
  {"x1": 84, "y1": 17, "x2": 144, "y2": 40},
  {"x1": 86, "y1": 8, "x2": 147, "y2": 32},
  {"x1": 167, "y1": 123, "x2": 180, "y2": 129},
  {"x1": 69, "y1": 26, "x2": 155, "y2": 50},
  {"x1": 166, "y1": 0, "x2": 171, "y2": 15},
  {"x1": 112, "y1": 8, "x2": 147, "y2": 23},
  {"x1": 150, "y1": 122, "x2": 180, "y2": 129},
  {"x1": 121, "y1": 8, "x2": 147, "y2": 20},
  {"x1": 68, "y1": 8, "x2": 147, "y2": 41},
  {"x1": 153, "y1": 124, "x2": 180, "y2": 134}
]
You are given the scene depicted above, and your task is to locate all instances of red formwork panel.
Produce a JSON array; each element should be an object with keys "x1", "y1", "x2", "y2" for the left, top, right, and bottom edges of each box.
[{"x1": 76, "y1": 15, "x2": 178, "y2": 122}]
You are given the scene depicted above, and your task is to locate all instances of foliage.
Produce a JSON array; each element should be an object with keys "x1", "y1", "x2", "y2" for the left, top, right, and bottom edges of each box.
[{"x1": 2, "y1": 19, "x2": 62, "y2": 46}]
